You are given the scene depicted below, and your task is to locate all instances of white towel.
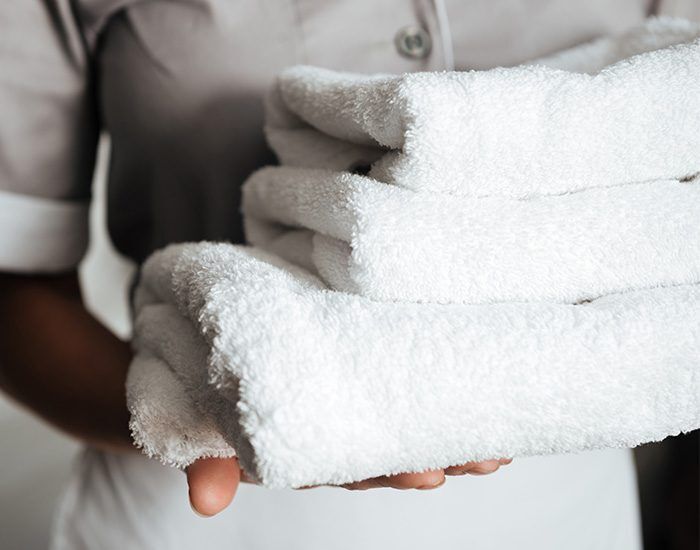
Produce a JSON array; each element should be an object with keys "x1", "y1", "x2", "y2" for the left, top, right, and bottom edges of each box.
[
  {"x1": 265, "y1": 17, "x2": 700, "y2": 197},
  {"x1": 127, "y1": 275, "x2": 239, "y2": 463},
  {"x1": 243, "y1": 167, "x2": 700, "y2": 304},
  {"x1": 127, "y1": 243, "x2": 700, "y2": 488},
  {"x1": 127, "y1": 352, "x2": 236, "y2": 466},
  {"x1": 128, "y1": 17, "x2": 700, "y2": 488}
]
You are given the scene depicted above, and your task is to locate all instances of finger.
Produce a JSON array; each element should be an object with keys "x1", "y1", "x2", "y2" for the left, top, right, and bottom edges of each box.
[
  {"x1": 445, "y1": 459, "x2": 501, "y2": 476},
  {"x1": 381, "y1": 469, "x2": 446, "y2": 490},
  {"x1": 342, "y1": 469, "x2": 446, "y2": 491},
  {"x1": 239, "y1": 469, "x2": 256, "y2": 484},
  {"x1": 342, "y1": 478, "x2": 388, "y2": 491},
  {"x1": 498, "y1": 457, "x2": 513, "y2": 465},
  {"x1": 186, "y1": 457, "x2": 241, "y2": 517},
  {"x1": 467, "y1": 460, "x2": 501, "y2": 475}
]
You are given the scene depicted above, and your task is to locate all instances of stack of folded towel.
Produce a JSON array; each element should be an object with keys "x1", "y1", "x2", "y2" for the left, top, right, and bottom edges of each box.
[{"x1": 127, "y1": 18, "x2": 700, "y2": 489}]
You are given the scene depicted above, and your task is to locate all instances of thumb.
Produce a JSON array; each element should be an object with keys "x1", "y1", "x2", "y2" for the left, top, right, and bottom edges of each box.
[{"x1": 186, "y1": 457, "x2": 241, "y2": 517}]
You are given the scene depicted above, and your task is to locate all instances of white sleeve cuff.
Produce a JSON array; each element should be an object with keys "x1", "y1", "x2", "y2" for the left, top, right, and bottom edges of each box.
[{"x1": 0, "y1": 189, "x2": 89, "y2": 273}]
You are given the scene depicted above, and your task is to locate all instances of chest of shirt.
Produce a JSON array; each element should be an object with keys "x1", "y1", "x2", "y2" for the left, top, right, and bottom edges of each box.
[
  {"x1": 83, "y1": 0, "x2": 650, "y2": 94},
  {"x1": 82, "y1": 0, "x2": 650, "y2": 164}
]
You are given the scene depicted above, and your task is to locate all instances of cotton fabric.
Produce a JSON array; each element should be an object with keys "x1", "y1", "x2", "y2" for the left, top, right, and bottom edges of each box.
[
  {"x1": 0, "y1": 0, "x2": 659, "y2": 267},
  {"x1": 244, "y1": 169, "x2": 700, "y2": 304},
  {"x1": 4, "y1": 0, "x2": 690, "y2": 548},
  {"x1": 129, "y1": 243, "x2": 700, "y2": 488}
]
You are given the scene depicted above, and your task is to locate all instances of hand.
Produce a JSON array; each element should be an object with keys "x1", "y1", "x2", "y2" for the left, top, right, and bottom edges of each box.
[
  {"x1": 186, "y1": 456, "x2": 513, "y2": 517},
  {"x1": 0, "y1": 271, "x2": 513, "y2": 518}
]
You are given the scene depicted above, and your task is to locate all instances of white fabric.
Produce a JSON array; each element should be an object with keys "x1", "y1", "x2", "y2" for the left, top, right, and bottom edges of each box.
[
  {"x1": 265, "y1": 18, "x2": 700, "y2": 197},
  {"x1": 0, "y1": 189, "x2": 89, "y2": 272},
  {"x1": 127, "y1": 16, "x2": 700, "y2": 492},
  {"x1": 530, "y1": 14, "x2": 700, "y2": 72},
  {"x1": 243, "y1": 168, "x2": 700, "y2": 304},
  {"x1": 659, "y1": 0, "x2": 700, "y2": 20},
  {"x1": 50, "y1": 447, "x2": 641, "y2": 550},
  {"x1": 128, "y1": 243, "x2": 700, "y2": 489},
  {"x1": 50, "y1": 6, "x2": 674, "y2": 550},
  {"x1": 127, "y1": 352, "x2": 235, "y2": 466}
]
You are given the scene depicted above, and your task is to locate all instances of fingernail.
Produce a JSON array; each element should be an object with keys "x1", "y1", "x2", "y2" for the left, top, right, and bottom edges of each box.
[
  {"x1": 417, "y1": 477, "x2": 446, "y2": 490},
  {"x1": 189, "y1": 500, "x2": 212, "y2": 518}
]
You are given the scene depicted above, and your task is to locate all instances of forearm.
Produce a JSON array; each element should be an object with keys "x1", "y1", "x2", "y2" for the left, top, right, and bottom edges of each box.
[{"x1": 0, "y1": 271, "x2": 133, "y2": 450}]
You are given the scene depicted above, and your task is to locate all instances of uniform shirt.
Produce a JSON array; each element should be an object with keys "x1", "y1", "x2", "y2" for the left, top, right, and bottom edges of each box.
[
  {"x1": 5, "y1": 0, "x2": 695, "y2": 270},
  {"x1": 2, "y1": 2, "x2": 697, "y2": 549}
]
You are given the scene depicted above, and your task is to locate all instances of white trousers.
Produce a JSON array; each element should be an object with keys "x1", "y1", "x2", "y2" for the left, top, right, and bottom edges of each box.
[{"x1": 50, "y1": 447, "x2": 641, "y2": 550}]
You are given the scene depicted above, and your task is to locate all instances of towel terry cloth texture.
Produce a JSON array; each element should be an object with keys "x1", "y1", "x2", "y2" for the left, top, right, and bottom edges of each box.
[
  {"x1": 128, "y1": 243, "x2": 700, "y2": 488},
  {"x1": 264, "y1": 17, "x2": 700, "y2": 196},
  {"x1": 127, "y1": 17, "x2": 700, "y2": 488},
  {"x1": 243, "y1": 168, "x2": 700, "y2": 304},
  {"x1": 249, "y1": 16, "x2": 700, "y2": 303}
]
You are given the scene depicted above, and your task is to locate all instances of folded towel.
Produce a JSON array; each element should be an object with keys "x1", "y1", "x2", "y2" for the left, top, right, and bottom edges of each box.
[
  {"x1": 128, "y1": 17, "x2": 700, "y2": 488},
  {"x1": 127, "y1": 243, "x2": 700, "y2": 488},
  {"x1": 127, "y1": 274, "x2": 238, "y2": 463},
  {"x1": 127, "y1": 352, "x2": 236, "y2": 465},
  {"x1": 265, "y1": 17, "x2": 700, "y2": 197},
  {"x1": 243, "y1": 167, "x2": 700, "y2": 304}
]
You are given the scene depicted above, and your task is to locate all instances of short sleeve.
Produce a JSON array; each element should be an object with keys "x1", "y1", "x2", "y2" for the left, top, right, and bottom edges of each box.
[{"x1": 0, "y1": 1, "x2": 98, "y2": 273}]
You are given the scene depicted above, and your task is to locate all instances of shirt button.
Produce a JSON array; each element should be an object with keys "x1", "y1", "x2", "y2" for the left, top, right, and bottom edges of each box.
[{"x1": 394, "y1": 26, "x2": 432, "y2": 60}]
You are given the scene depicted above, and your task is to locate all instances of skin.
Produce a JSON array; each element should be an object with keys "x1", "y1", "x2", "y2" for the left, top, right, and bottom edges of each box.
[{"x1": 0, "y1": 271, "x2": 511, "y2": 518}]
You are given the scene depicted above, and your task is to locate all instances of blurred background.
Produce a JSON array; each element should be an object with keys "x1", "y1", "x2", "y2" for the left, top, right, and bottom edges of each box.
[{"x1": 0, "y1": 140, "x2": 697, "y2": 549}]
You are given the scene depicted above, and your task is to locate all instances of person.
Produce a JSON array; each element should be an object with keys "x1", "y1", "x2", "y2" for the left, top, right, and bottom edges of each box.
[{"x1": 2, "y1": 1, "x2": 693, "y2": 548}]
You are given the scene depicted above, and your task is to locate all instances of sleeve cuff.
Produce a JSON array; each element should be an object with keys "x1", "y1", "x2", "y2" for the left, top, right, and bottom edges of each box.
[{"x1": 0, "y1": 189, "x2": 89, "y2": 273}]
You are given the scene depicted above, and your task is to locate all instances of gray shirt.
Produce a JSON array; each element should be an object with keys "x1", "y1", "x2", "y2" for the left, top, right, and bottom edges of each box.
[{"x1": 2, "y1": 0, "x2": 694, "y2": 271}]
